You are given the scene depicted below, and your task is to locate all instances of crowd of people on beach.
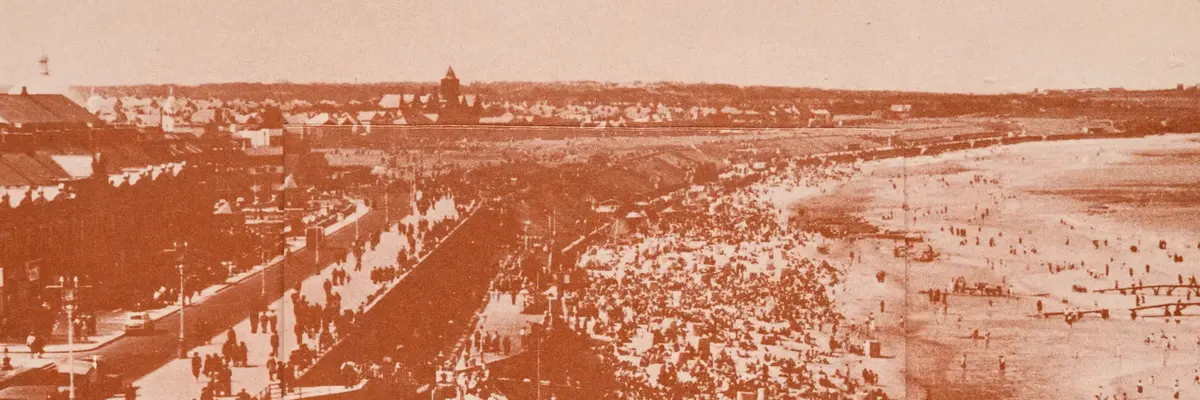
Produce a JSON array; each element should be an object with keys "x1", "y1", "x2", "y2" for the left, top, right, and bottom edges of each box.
[{"x1": 563, "y1": 160, "x2": 890, "y2": 399}]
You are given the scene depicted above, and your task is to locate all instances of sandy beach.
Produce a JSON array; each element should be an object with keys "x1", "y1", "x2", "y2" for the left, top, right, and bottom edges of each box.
[{"x1": 787, "y1": 133, "x2": 1200, "y2": 399}]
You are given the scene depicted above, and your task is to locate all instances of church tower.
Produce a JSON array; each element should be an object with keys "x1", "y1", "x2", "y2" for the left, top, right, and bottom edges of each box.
[
  {"x1": 433, "y1": 66, "x2": 480, "y2": 125},
  {"x1": 162, "y1": 86, "x2": 177, "y2": 132},
  {"x1": 439, "y1": 66, "x2": 460, "y2": 108}
]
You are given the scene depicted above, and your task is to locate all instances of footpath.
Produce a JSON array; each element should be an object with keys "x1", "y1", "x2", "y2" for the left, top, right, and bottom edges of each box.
[
  {"x1": 0, "y1": 201, "x2": 371, "y2": 393},
  {"x1": 119, "y1": 198, "x2": 476, "y2": 400},
  {"x1": 14, "y1": 200, "x2": 371, "y2": 356}
]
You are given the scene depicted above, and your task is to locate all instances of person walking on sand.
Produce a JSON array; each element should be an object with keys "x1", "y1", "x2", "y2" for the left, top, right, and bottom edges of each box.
[{"x1": 960, "y1": 353, "x2": 968, "y2": 382}]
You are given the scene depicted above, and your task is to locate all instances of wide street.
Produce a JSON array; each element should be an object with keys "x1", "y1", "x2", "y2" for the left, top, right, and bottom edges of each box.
[{"x1": 74, "y1": 205, "x2": 390, "y2": 385}]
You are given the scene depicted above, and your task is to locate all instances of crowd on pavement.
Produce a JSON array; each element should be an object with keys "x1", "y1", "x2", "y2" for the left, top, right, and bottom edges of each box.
[
  {"x1": 440, "y1": 252, "x2": 539, "y2": 399},
  {"x1": 118, "y1": 179, "x2": 476, "y2": 400}
]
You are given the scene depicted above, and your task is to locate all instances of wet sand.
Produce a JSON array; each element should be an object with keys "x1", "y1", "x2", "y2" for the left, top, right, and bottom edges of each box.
[{"x1": 795, "y1": 133, "x2": 1200, "y2": 399}]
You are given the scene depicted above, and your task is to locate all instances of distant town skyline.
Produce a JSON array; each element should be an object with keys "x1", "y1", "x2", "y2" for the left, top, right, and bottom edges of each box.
[{"x1": 1, "y1": 0, "x2": 1197, "y2": 93}]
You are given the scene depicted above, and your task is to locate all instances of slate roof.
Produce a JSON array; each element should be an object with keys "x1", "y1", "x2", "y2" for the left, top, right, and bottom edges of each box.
[
  {"x1": 0, "y1": 153, "x2": 58, "y2": 185},
  {"x1": 0, "y1": 94, "x2": 101, "y2": 126}
]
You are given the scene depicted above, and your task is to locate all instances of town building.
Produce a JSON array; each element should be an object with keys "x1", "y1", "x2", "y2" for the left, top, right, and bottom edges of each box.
[
  {"x1": 433, "y1": 66, "x2": 483, "y2": 125},
  {"x1": 0, "y1": 78, "x2": 211, "y2": 336}
]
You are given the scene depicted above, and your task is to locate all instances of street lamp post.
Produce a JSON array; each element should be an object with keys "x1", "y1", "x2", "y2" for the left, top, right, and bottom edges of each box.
[
  {"x1": 522, "y1": 220, "x2": 531, "y2": 253},
  {"x1": 260, "y1": 250, "x2": 267, "y2": 299},
  {"x1": 178, "y1": 259, "x2": 185, "y2": 359},
  {"x1": 175, "y1": 241, "x2": 189, "y2": 359},
  {"x1": 47, "y1": 276, "x2": 89, "y2": 400}
]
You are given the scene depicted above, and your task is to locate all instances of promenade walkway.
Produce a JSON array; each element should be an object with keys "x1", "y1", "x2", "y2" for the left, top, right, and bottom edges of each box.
[{"x1": 119, "y1": 197, "x2": 473, "y2": 400}]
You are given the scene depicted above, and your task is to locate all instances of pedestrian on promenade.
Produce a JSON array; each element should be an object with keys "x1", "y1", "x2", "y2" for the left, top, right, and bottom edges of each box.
[
  {"x1": 280, "y1": 362, "x2": 293, "y2": 394},
  {"x1": 220, "y1": 365, "x2": 233, "y2": 395},
  {"x1": 270, "y1": 332, "x2": 280, "y2": 358},
  {"x1": 221, "y1": 340, "x2": 234, "y2": 366},
  {"x1": 293, "y1": 321, "x2": 304, "y2": 343},
  {"x1": 191, "y1": 352, "x2": 202, "y2": 381},
  {"x1": 250, "y1": 311, "x2": 259, "y2": 334},
  {"x1": 320, "y1": 330, "x2": 333, "y2": 352},
  {"x1": 73, "y1": 317, "x2": 84, "y2": 342},
  {"x1": 25, "y1": 334, "x2": 35, "y2": 359},
  {"x1": 203, "y1": 354, "x2": 215, "y2": 377},
  {"x1": 269, "y1": 312, "x2": 278, "y2": 334},
  {"x1": 259, "y1": 313, "x2": 269, "y2": 335},
  {"x1": 199, "y1": 320, "x2": 210, "y2": 344},
  {"x1": 341, "y1": 361, "x2": 357, "y2": 388}
]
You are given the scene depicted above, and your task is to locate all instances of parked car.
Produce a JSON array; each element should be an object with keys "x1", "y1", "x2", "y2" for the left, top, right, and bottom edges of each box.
[{"x1": 123, "y1": 312, "x2": 154, "y2": 333}]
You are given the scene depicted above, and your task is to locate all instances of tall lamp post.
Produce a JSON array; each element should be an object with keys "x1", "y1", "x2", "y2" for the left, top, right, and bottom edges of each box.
[
  {"x1": 260, "y1": 249, "x2": 268, "y2": 299},
  {"x1": 522, "y1": 220, "x2": 531, "y2": 253},
  {"x1": 167, "y1": 241, "x2": 189, "y2": 359},
  {"x1": 47, "y1": 276, "x2": 89, "y2": 400}
]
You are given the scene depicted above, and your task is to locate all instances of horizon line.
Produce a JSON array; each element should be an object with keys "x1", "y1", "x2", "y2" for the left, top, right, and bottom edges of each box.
[{"x1": 47, "y1": 79, "x2": 1192, "y2": 97}]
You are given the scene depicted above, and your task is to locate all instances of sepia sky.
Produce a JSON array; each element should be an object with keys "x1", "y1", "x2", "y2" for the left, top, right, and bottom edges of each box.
[{"x1": 1, "y1": 0, "x2": 1197, "y2": 93}]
